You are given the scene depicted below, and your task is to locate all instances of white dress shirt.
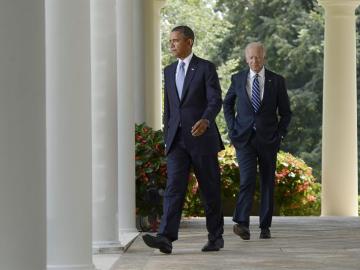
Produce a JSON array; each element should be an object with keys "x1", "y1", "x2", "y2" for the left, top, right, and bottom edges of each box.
[
  {"x1": 176, "y1": 52, "x2": 193, "y2": 77},
  {"x1": 246, "y1": 66, "x2": 265, "y2": 101}
]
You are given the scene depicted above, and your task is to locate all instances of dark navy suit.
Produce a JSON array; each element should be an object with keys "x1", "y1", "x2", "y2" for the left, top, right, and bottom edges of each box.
[
  {"x1": 223, "y1": 68, "x2": 291, "y2": 229},
  {"x1": 159, "y1": 54, "x2": 224, "y2": 242}
]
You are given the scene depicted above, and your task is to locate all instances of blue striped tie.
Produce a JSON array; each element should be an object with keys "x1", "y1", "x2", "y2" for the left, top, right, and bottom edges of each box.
[
  {"x1": 252, "y1": 74, "x2": 261, "y2": 113},
  {"x1": 176, "y1": 61, "x2": 185, "y2": 99}
]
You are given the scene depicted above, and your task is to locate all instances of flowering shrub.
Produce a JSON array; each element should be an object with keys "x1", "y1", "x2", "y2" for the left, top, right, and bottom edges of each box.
[
  {"x1": 135, "y1": 123, "x2": 321, "y2": 218},
  {"x1": 183, "y1": 147, "x2": 320, "y2": 216},
  {"x1": 135, "y1": 123, "x2": 167, "y2": 218},
  {"x1": 218, "y1": 145, "x2": 240, "y2": 199},
  {"x1": 183, "y1": 173, "x2": 204, "y2": 216},
  {"x1": 275, "y1": 152, "x2": 321, "y2": 215}
]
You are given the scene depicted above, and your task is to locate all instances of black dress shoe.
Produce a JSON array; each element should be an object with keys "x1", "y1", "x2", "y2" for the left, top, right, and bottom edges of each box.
[
  {"x1": 201, "y1": 237, "x2": 224, "y2": 252},
  {"x1": 233, "y1": 224, "x2": 250, "y2": 240},
  {"x1": 142, "y1": 234, "x2": 172, "y2": 254},
  {"x1": 259, "y1": 228, "x2": 271, "y2": 239}
]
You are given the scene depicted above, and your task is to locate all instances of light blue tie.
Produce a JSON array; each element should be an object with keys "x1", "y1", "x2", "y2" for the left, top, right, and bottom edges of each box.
[
  {"x1": 176, "y1": 61, "x2": 185, "y2": 99},
  {"x1": 252, "y1": 74, "x2": 261, "y2": 113}
]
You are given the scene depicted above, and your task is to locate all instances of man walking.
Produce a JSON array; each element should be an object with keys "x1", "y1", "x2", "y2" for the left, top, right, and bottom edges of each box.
[
  {"x1": 223, "y1": 42, "x2": 291, "y2": 240},
  {"x1": 142, "y1": 26, "x2": 224, "y2": 253}
]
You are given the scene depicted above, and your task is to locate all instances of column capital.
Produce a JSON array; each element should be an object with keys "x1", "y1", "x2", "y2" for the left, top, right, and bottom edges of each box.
[
  {"x1": 318, "y1": 0, "x2": 360, "y2": 8},
  {"x1": 318, "y1": 0, "x2": 360, "y2": 16}
]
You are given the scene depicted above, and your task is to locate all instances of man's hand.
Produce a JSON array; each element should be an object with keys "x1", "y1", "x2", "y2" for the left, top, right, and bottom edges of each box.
[{"x1": 191, "y1": 119, "x2": 209, "y2": 137}]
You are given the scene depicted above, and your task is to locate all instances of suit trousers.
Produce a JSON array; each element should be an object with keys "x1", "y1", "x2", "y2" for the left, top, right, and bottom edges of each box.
[
  {"x1": 233, "y1": 131, "x2": 278, "y2": 229},
  {"x1": 158, "y1": 128, "x2": 224, "y2": 241}
]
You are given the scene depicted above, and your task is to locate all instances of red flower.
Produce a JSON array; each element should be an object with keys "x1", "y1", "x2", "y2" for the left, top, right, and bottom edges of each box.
[
  {"x1": 307, "y1": 195, "x2": 316, "y2": 202},
  {"x1": 155, "y1": 143, "x2": 161, "y2": 152}
]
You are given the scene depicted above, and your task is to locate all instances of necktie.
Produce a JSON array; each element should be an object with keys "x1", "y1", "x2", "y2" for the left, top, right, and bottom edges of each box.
[
  {"x1": 176, "y1": 61, "x2": 185, "y2": 99},
  {"x1": 252, "y1": 74, "x2": 261, "y2": 113}
]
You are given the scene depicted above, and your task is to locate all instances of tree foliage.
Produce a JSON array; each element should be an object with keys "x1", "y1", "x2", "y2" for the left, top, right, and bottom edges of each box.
[
  {"x1": 161, "y1": 0, "x2": 360, "y2": 186},
  {"x1": 215, "y1": 0, "x2": 324, "y2": 178},
  {"x1": 161, "y1": 0, "x2": 231, "y2": 67}
]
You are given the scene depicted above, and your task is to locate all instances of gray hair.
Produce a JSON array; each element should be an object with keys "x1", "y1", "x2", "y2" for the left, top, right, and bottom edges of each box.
[{"x1": 245, "y1": 42, "x2": 266, "y2": 58}]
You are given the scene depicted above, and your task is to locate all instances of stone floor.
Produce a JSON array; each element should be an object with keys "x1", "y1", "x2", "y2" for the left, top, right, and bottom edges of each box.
[{"x1": 94, "y1": 216, "x2": 360, "y2": 270}]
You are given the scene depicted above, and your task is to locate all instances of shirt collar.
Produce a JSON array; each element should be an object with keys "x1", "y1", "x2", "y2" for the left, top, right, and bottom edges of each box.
[
  {"x1": 178, "y1": 52, "x2": 193, "y2": 68},
  {"x1": 249, "y1": 66, "x2": 265, "y2": 78}
]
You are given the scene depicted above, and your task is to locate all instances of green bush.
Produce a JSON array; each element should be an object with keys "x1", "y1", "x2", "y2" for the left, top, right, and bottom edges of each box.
[
  {"x1": 135, "y1": 124, "x2": 321, "y2": 218},
  {"x1": 183, "y1": 173, "x2": 204, "y2": 217},
  {"x1": 183, "y1": 146, "x2": 321, "y2": 216},
  {"x1": 135, "y1": 123, "x2": 167, "y2": 217}
]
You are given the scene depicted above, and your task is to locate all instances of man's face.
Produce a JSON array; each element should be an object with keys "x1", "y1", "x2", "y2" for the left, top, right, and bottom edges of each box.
[
  {"x1": 169, "y1": 31, "x2": 192, "y2": 59},
  {"x1": 245, "y1": 46, "x2": 265, "y2": 73}
]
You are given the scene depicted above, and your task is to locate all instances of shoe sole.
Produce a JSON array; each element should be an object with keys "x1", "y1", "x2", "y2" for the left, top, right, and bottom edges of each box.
[
  {"x1": 233, "y1": 226, "x2": 250, "y2": 240},
  {"x1": 201, "y1": 245, "x2": 223, "y2": 252},
  {"x1": 259, "y1": 229, "x2": 271, "y2": 239},
  {"x1": 202, "y1": 247, "x2": 220, "y2": 252},
  {"x1": 159, "y1": 248, "x2": 172, "y2": 254},
  {"x1": 201, "y1": 239, "x2": 224, "y2": 252},
  {"x1": 142, "y1": 235, "x2": 172, "y2": 254}
]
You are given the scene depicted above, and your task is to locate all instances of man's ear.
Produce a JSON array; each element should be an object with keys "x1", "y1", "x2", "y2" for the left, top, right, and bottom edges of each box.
[{"x1": 188, "y1": 38, "x2": 194, "y2": 47}]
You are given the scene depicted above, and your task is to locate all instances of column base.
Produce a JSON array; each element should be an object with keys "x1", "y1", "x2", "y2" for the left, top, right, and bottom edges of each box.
[
  {"x1": 92, "y1": 231, "x2": 140, "y2": 253},
  {"x1": 47, "y1": 264, "x2": 97, "y2": 270},
  {"x1": 92, "y1": 241, "x2": 123, "y2": 254},
  {"x1": 119, "y1": 231, "x2": 140, "y2": 252}
]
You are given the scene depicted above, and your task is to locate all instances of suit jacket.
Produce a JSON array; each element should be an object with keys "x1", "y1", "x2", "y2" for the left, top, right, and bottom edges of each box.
[
  {"x1": 223, "y1": 68, "x2": 292, "y2": 149},
  {"x1": 163, "y1": 54, "x2": 224, "y2": 155}
]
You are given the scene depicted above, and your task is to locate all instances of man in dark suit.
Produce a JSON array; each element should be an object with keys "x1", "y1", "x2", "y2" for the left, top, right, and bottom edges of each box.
[
  {"x1": 142, "y1": 26, "x2": 224, "y2": 254},
  {"x1": 223, "y1": 42, "x2": 291, "y2": 240}
]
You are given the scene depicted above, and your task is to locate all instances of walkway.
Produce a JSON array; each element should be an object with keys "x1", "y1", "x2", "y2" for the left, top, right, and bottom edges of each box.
[{"x1": 94, "y1": 216, "x2": 360, "y2": 270}]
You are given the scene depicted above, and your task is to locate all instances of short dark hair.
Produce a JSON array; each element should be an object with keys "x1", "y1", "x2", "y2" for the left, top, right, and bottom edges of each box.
[{"x1": 171, "y1": 25, "x2": 195, "y2": 42}]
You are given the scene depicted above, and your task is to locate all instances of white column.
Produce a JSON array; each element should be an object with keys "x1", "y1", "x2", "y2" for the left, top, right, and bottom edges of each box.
[
  {"x1": 91, "y1": 0, "x2": 121, "y2": 253},
  {"x1": 116, "y1": 0, "x2": 139, "y2": 247},
  {"x1": 319, "y1": 0, "x2": 360, "y2": 216},
  {"x1": 0, "y1": 1, "x2": 46, "y2": 270},
  {"x1": 133, "y1": 0, "x2": 146, "y2": 124},
  {"x1": 46, "y1": 1, "x2": 96, "y2": 269},
  {"x1": 143, "y1": 0, "x2": 166, "y2": 129}
]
